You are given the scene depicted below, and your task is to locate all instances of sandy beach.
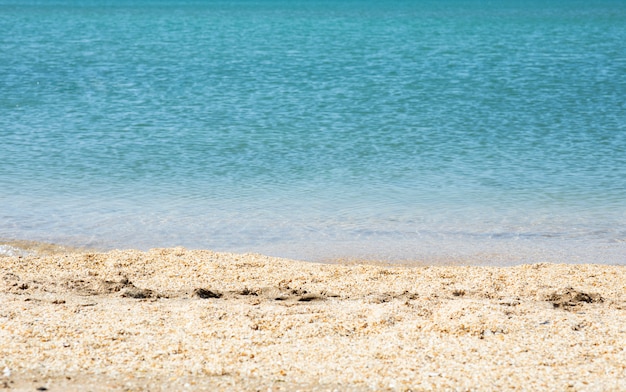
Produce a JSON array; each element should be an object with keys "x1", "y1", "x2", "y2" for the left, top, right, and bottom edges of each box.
[{"x1": 1, "y1": 246, "x2": 625, "y2": 391}]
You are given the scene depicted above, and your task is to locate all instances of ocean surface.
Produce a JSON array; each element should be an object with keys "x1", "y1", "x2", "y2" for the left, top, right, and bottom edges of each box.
[{"x1": 1, "y1": 0, "x2": 625, "y2": 264}]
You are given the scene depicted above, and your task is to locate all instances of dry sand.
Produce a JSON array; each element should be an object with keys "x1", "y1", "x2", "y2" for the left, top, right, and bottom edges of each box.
[{"x1": 1, "y1": 247, "x2": 625, "y2": 391}]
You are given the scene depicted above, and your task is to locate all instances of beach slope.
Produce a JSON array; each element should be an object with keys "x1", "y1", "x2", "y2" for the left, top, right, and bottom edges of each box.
[{"x1": 1, "y1": 248, "x2": 625, "y2": 391}]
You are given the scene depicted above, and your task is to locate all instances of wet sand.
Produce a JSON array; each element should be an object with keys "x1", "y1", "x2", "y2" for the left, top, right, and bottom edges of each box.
[{"x1": 1, "y1": 247, "x2": 625, "y2": 391}]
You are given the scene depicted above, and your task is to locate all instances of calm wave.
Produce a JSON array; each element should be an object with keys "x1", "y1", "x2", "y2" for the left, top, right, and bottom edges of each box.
[{"x1": 1, "y1": 0, "x2": 625, "y2": 263}]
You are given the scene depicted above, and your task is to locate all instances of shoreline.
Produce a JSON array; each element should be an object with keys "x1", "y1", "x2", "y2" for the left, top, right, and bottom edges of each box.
[
  {"x1": 2, "y1": 246, "x2": 626, "y2": 390},
  {"x1": 4, "y1": 237, "x2": 626, "y2": 268}
]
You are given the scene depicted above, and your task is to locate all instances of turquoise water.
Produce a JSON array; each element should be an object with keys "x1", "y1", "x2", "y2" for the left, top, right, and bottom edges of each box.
[{"x1": 1, "y1": 0, "x2": 625, "y2": 263}]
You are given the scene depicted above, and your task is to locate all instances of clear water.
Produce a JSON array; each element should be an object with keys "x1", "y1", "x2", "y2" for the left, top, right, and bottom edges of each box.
[{"x1": 1, "y1": 0, "x2": 625, "y2": 264}]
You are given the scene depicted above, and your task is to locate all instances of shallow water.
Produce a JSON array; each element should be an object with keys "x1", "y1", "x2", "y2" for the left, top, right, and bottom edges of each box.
[{"x1": 1, "y1": 0, "x2": 625, "y2": 263}]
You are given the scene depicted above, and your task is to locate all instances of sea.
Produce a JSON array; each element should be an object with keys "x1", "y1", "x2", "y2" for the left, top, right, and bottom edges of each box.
[{"x1": 1, "y1": 0, "x2": 625, "y2": 264}]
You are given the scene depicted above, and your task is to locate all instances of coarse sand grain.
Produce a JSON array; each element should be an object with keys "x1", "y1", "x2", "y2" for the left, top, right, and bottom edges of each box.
[{"x1": 1, "y1": 247, "x2": 626, "y2": 391}]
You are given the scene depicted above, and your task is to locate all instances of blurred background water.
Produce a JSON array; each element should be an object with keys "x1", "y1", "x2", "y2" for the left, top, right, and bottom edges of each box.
[{"x1": 1, "y1": 0, "x2": 625, "y2": 263}]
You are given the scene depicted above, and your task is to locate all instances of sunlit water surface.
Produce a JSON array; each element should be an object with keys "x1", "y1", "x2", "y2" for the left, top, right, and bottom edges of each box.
[{"x1": 1, "y1": 0, "x2": 625, "y2": 264}]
